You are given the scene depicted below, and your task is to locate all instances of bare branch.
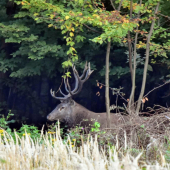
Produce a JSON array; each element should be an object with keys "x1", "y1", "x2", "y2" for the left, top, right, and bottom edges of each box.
[
  {"x1": 118, "y1": 0, "x2": 123, "y2": 11},
  {"x1": 83, "y1": 24, "x2": 102, "y2": 33},
  {"x1": 158, "y1": 13, "x2": 170, "y2": 20},
  {"x1": 130, "y1": 0, "x2": 132, "y2": 18},
  {"x1": 110, "y1": 0, "x2": 116, "y2": 10},
  {"x1": 144, "y1": 80, "x2": 170, "y2": 98},
  {"x1": 91, "y1": 0, "x2": 97, "y2": 9}
]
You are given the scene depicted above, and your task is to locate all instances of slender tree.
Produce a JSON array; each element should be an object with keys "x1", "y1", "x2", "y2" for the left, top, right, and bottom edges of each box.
[
  {"x1": 105, "y1": 41, "x2": 111, "y2": 128},
  {"x1": 128, "y1": 0, "x2": 142, "y2": 113},
  {"x1": 136, "y1": 2, "x2": 160, "y2": 114}
]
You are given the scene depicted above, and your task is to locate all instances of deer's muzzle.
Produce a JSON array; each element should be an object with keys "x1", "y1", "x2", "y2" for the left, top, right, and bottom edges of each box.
[{"x1": 47, "y1": 114, "x2": 55, "y2": 121}]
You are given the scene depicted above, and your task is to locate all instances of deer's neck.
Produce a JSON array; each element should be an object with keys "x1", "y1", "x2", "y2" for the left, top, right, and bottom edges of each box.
[{"x1": 73, "y1": 102, "x2": 96, "y2": 128}]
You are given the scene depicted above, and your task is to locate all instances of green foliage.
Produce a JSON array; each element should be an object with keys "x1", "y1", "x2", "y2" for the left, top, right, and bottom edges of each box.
[
  {"x1": 62, "y1": 71, "x2": 71, "y2": 79},
  {"x1": 164, "y1": 136, "x2": 170, "y2": 162},
  {"x1": 0, "y1": 110, "x2": 40, "y2": 140},
  {"x1": 47, "y1": 121, "x2": 64, "y2": 136},
  {"x1": 99, "y1": 65, "x2": 130, "y2": 78},
  {"x1": 0, "y1": 0, "x2": 67, "y2": 77},
  {"x1": 15, "y1": 0, "x2": 140, "y2": 66},
  {"x1": 65, "y1": 126, "x2": 83, "y2": 145},
  {"x1": 47, "y1": 121, "x2": 102, "y2": 146},
  {"x1": 1, "y1": 0, "x2": 169, "y2": 80},
  {"x1": 17, "y1": 124, "x2": 40, "y2": 139},
  {"x1": 0, "y1": 110, "x2": 15, "y2": 130},
  {"x1": 62, "y1": 60, "x2": 72, "y2": 68},
  {"x1": 91, "y1": 122, "x2": 100, "y2": 132}
]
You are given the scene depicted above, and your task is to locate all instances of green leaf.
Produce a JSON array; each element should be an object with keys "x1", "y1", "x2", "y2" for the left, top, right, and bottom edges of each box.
[
  {"x1": 62, "y1": 60, "x2": 72, "y2": 68},
  {"x1": 65, "y1": 71, "x2": 71, "y2": 78},
  {"x1": 140, "y1": 124, "x2": 145, "y2": 128},
  {"x1": 147, "y1": 64, "x2": 153, "y2": 71}
]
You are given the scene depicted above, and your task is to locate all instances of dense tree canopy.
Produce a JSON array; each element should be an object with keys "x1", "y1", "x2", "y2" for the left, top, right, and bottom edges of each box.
[{"x1": 0, "y1": 0, "x2": 170, "y2": 127}]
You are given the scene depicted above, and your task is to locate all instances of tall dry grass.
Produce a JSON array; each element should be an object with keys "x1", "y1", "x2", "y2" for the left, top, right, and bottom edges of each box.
[{"x1": 0, "y1": 127, "x2": 169, "y2": 170}]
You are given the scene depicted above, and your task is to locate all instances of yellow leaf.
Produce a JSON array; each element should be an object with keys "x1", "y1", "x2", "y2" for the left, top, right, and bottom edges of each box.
[
  {"x1": 50, "y1": 14, "x2": 55, "y2": 19},
  {"x1": 34, "y1": 13, "x2": 38, "y2": 16},
  {"x1": 48, "y1": 24, "x2": 53, "y2": 28},
  {"x1": 122, "y1": 23, "x2": 126, "y2": 28},
  {"x1": 70, "y1": 32, "x2": 74, "y2": 37},
  {"x1": 71, "y1": 47, "x2": 76, "y2": 51},
  {"x1": 124, "y1": 19, "x2": 129, "y2": 23},
  {"x1": 71, "y1": 27, "x2": 74, "y2": 32},
  {"x1": 65, "y1": 16, "x2": 69, "y2": 20}
]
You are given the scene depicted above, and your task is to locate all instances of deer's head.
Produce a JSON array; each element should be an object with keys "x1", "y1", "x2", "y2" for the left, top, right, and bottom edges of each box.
[
  {"x1": 47, "y1": 99, "x2": 75, "y2": 122},
  {"x1": 47, "y1": 62, "x2": 94, "y2": 122}
]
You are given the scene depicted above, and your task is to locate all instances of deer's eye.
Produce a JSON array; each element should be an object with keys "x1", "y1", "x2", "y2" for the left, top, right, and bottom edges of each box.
[{"x1": 59, "y1": 107, "x2": 65, "y2": 111}]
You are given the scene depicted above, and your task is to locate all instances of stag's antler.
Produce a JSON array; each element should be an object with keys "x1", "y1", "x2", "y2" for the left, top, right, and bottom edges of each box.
[{"x1": 50, "y1": 62, "x2": 94, "y2": 100}]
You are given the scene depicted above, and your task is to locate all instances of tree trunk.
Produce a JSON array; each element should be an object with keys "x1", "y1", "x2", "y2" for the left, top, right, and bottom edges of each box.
[
  {"x1": 127, "y1": 0, "x2": 134, "y2": 113},
  {"x1": 127, "y1": 31, "x2": 133, "y2": 84},
  {"x1": 105, "y1": 41, "x2": 111, "y2": 128},
  {"x1": 129, "y1": 30, "x2": 138, "y2": 113},
  {"x1": 136, "y1": 2, "x2": 160, "y2": 114},
  {"x1": 129, "y1": 0, "x2": 142, "y2": 114}
]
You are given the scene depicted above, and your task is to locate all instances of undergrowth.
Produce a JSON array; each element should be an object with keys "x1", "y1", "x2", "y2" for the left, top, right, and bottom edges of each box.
[{"x1": 1, "y1": 112, "x2": 170, "y2": 169}]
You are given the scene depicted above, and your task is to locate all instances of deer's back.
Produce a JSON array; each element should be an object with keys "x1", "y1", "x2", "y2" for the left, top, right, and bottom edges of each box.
[{"x1": 86, "y1": 111, "x2": 130, "y2": 129}]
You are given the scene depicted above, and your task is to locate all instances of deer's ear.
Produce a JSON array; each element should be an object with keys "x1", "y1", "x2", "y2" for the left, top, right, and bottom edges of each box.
[{"x1": 70, "y1": 100, "x2": 75, "y2": 106}]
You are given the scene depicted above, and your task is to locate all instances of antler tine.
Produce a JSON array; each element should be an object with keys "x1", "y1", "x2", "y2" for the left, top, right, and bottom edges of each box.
[
  {"x1": 50, "y1": 89, "x2": 68, "y2": 100},
  {"x1": 71, "y1": 62, "x2": 94, "y2": 95},
  {"x1": 66, "y1": 62, "x2": 93, "y2": 95},
  {"x1": 82, "y1": 62, "x2": 94, "y2": 83},
  {"x1": 66, "y1": 77, "x2": 74, "y2": 95},
  {"x1": 72, "y1": 65, "x2": 80, "y2": 93},
  {"x1": 50, "y1": 62, "x2": 94, "y2": 101},
  {"x1": 62, "y1": 65, "x2": 79, "y2": 95},
  {"x1": 80, "y1": 61, "x2": 88, "y2": 79},
  {"x1": 64, "y1": 78, "x2": 69, "y2": 93}
]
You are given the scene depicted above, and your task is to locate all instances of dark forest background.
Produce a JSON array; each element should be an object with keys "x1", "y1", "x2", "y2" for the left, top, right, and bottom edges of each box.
[{"x1": 1, "y1": 0, "x2": 170, "y2": 129}]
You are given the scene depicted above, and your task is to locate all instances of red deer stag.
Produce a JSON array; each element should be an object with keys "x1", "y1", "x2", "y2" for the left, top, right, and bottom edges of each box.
[{"x1": 47, "y1": 63, "x2": 129, "y2": 130}]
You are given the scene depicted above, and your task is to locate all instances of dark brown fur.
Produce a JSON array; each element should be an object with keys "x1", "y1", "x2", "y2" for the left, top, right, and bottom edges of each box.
[{"x1": 47, "y1": 100, "x2": 130, "y2": 130}]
